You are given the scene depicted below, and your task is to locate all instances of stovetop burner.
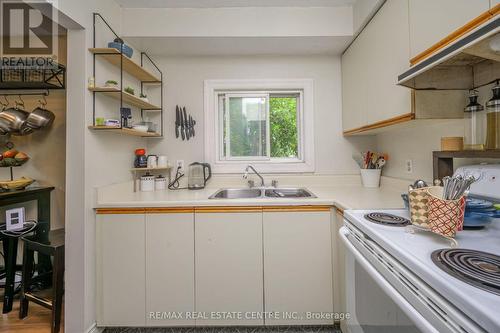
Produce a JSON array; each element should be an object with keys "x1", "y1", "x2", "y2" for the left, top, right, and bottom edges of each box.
[
  {"x1": 364, "y1": 212, "x2": 411, "y2": 226},
  {"x1": 432, "y1": 249, "x2": 500, "y2": 295}
]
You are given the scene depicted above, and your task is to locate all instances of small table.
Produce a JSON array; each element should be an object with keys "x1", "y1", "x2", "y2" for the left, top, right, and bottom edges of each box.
[{"x1": 0, "y1": 186, "x2": 54, "y2": 313}]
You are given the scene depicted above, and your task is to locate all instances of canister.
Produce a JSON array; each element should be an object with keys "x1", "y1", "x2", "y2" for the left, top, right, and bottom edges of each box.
[
  {"x1": 464, "y1": 90, "x2": 485, "y2": 150},
  {"x1": 140, "y1": 173, "x2": 155, "y2": 192},
  {"x1": 155, "y1": 175, "x2": 167, "y2": 191},
  {"x1": 486, "y1": 81, "x2": 500, "y2": 150}
]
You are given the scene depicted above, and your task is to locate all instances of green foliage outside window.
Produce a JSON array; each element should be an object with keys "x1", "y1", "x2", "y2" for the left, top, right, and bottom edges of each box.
[{"x1": 270, "y1": 97, "x2": 298, "y2": 158}]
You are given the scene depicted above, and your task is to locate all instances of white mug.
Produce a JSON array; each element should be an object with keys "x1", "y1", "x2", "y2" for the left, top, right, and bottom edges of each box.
[
  {"x1": 157, "y1": 155, "x2": 168, "y2": 168},
  {"x1": 147, "y1": 155, "x2": 157, "y2": 169}
]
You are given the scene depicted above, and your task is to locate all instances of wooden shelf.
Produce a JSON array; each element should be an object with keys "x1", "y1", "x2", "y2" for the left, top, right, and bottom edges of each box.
[
  {"x1": 88, "y1": 125, "x2": 161, "y2": 137},
  {"x1": 433, "y1": 150, "x2": 500, "y2": 179},
  {"x1": 130, "y1": 167, "x2": 171, "y2": 172},
  {"x1": 89, "y1": 48, "x2": 161, "y2": 83},
  {"x1": 89, "y1": 87, "x2": 161, "y2": 110}
]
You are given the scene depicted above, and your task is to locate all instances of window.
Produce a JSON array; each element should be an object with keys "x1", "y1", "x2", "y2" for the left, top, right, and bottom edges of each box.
[{"x1": 205, "y1": 79, "x2": 314, "y2": 173}]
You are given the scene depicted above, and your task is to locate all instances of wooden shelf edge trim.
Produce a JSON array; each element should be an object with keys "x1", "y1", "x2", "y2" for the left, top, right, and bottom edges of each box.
[
  {"x1": 96, "y1": 205, "x2": 334, "y2": 214},
  {"x1": 195, "y1": 206, "x2": 263, "y2": 213},
  {"x1": 146, "y1": 207, "x2": 195, "y2": 214},
  {"x1": 343, "y1": 113, "x2": 415, "y2": 136},
  {"x1": 96, "y1": 208, "x2": 146, "y2": 214},
  {"x1": 410, "y1": 5, "x2": 499, "y2": 66}
]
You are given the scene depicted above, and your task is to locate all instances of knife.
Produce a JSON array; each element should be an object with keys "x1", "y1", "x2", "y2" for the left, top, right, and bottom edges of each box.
[
  {"x1": 189, "y1": 115, "x2": 195, "y2": 137},
  {"x1": 183, "y1": 107, "x2": 190, "y2": 140},
  {"x1": 175, "y1": 105, "x2": 180, "y2": 138},
  {"x1": 179, "y1": 106, "x2": 185, "y2": 140}
]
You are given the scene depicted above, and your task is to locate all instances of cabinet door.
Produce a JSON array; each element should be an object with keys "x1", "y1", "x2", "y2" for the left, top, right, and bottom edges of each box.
[
  {"x1": 145, "y1": 212, "x2": 195, "y2": 326},
  {"x1": 195, "y1": 211, "x2": 263, "y2": 325},
  {"x1": 263, "y1": 210, "x2": 333, "y2": 325},
  {"x1": 342, "y1": 0, "x2": 411, "y2": 132},
  {"x1": 409, "y1": 0, "x2": 489, "y2": 59},
  {"x1": 96, "y1": 214, "x2": 145, "y2": 326}
]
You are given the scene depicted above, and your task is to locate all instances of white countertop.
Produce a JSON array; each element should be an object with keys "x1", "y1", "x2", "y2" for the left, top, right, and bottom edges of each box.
[{"x1": 95, "y1": 175, "x2": 408, "y2": 210}]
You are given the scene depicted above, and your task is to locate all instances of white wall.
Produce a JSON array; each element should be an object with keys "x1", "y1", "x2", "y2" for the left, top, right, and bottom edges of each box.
[
  {"x1": 50, "y1": 0, "x2": 146, "y2": 332},
  {"x1": 147, "y1": 55, "x2": 375, "y2": 175}
]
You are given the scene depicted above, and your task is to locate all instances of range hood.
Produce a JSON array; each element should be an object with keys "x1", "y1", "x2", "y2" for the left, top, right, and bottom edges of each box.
[{"x1": 398, "y1": 15, "x2": 500, "y2": 90}]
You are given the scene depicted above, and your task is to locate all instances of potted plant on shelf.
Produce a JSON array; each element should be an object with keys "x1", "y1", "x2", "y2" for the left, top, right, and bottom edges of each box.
[
  {"x1": 124, "y1": 86, "x2": 135, "y2": 95},
  {"x1": 139, "y1": 93, "x2": 149, "y2": 103},
  {"x1": 104, "y1": 80, "x2": 118, "y2": 88}
]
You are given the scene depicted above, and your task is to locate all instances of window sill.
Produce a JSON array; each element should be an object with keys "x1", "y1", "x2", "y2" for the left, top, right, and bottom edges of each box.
[{"x1": 211, "y1": 160, "x2": 315, "y2": 174}]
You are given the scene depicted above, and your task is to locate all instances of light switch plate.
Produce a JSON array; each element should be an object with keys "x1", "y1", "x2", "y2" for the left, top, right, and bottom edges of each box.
[{"x1": 6, "y1": 207, "x2": 25, "y2": 231}]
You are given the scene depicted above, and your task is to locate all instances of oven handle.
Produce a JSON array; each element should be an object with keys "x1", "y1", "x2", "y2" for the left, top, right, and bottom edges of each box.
[{"x1": 339, "y1": 226, "x2": 440, "y2": 333}]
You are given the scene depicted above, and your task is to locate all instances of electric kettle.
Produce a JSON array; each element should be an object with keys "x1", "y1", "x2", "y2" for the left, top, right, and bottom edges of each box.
[{"x1": 187, "y1": 162, "x2": 211, "y2": 189}]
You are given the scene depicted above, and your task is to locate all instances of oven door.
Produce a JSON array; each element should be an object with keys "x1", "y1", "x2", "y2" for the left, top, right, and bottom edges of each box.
[{"x1": 340, "y1": 226, "x2": 425, "y2": 333}]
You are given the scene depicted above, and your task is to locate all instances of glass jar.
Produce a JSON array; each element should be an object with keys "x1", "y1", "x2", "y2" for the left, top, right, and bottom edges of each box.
[
  {"x1": 486, "y1": 82, "x2": 500, "y2": 150},
  {"x1": 464, "y1": 90, "x2": 486, "y2": 150}
]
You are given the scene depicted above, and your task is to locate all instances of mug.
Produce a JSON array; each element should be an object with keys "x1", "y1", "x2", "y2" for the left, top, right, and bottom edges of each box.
[
  {"x1": 147, "y1": 155, "x2": 157, "y2": 169},
  {"x1": 157, "y1": 155, "x2": 168, "y2": 168}
]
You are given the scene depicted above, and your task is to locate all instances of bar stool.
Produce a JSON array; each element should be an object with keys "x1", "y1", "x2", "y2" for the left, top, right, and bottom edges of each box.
[{"x1": 19, "y1": 228, "x2": 64, "y2": 333}]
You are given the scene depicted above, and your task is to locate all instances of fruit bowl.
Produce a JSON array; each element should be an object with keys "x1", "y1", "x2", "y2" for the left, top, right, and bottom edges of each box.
[{"x1": 0, "y1": 177, "x2": 35, "y2": 191}]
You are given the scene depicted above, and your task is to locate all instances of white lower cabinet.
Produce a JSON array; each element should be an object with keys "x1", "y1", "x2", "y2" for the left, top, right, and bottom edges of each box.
[
  {"x1": 96, "y1": 214, "x2": 146, "y2": 326},
  {"x1": 97, "y1": 207, "x2": 335, "y2": 327},
  {"x1": 145, "y1": 212, "x2": 195, "y2": 326},
  {"x1": 195, "y1": 211, "x2": 264, "y2": 325},
  {"x1": 263, "y1": 210, "x2": 333, "y2": 325}
]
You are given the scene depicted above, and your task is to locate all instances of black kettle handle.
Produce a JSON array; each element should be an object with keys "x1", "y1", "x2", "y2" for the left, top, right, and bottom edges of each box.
[{"x1": 203, "y1": 163, "x2": 212, "y2": 183}]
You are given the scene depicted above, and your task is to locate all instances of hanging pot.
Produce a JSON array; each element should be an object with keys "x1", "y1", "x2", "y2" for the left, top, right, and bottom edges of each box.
[{"x1": 25, "y1": 106, "x2": 55, "y2": 129}]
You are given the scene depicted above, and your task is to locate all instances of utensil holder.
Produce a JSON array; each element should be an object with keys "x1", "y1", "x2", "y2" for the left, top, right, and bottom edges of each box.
[
  {"x1": 408, "y1": 186, "x2": 434, "y2": 228},
  {"x1": 360, "y1": 169, "x2": 381, "y2": 188},
  {"x1": 427, "y1": 187, "x2": 465, "y2": 238}
]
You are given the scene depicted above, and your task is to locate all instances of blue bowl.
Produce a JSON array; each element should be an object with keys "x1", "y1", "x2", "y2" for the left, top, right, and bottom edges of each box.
[{"x1": 108, "y1": 41, "x2": 133, "y2": 58}]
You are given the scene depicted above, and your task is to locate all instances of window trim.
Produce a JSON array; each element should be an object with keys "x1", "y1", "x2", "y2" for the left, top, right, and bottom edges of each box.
[{"x1": 204, "y1": 79, "x2": 315, "y2": 174}]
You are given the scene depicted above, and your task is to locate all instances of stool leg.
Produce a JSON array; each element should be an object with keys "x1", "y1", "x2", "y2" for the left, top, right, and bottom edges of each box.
[
  {"x1": 3, "y1": 237, "x2": 18, "y2": 313},
  {"x1": 51, "y1": 248, "x2": 64, "y2": 333},
  {"x1": 19, "y1": 245, "x2": 34, "y2": 319}
]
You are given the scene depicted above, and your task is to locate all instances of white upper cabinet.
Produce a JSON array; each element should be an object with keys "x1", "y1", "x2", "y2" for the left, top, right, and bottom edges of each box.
[
  {"x1": 342, "y1": 0, "x2": 411, "y2": 132},
  {"x1": 145, "y1": 212, "x2": 195, "y2": 326},
  {"x1": 195, "y1": 211, "x2": 264, "y2": 326},
  {"x1": 263, "y1": 210, "x2": 333, "y2": 325},
  {"x1": 409, "y1": 0, "x2": 490, "y2": 59}
]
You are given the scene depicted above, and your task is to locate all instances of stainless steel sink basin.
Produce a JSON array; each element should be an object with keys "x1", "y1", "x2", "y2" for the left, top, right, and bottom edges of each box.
[
  {"x1": 209, "y1": 188, "x2": 263, "y2": 199},
  {"x1": 209, "y1": 188, "x2": 316, "y2": 199},
  {"x1": 264, "y1": 188, "x2": 316, "y2": 198}
]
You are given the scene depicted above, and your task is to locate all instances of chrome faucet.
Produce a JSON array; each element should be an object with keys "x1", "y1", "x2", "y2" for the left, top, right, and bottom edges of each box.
[{"x1": 243, "y1": 165, "x2": 265, "y2": 187}]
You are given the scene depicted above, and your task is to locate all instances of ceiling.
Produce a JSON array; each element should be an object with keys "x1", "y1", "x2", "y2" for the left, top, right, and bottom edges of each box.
[
  {"x1": 115, "y1": 0, "x2": 355, "y2": 8},
  {"x1": 125, "y1": 36, "x2": 352, "y2": 56}
]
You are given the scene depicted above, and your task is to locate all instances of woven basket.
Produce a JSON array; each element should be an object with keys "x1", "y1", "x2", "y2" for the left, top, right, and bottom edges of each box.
[
  {"x1": 408, "y1": 186, "x2": 435, "y2": 228},
  {"x1": 427, "y1": 187, "x2": 465, "y2": 238}
]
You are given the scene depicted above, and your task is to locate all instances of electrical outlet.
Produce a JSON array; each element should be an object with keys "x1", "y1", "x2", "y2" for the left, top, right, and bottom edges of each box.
[
  {"x1": 176, "y1": 160, "x2": 185, "y2": 173},
  {"x1": 405, "y1": 159, "x2": 413, "y2": 173}
]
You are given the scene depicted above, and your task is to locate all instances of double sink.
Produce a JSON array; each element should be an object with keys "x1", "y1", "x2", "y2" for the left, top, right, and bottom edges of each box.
[{"x1": 209, "y1": 188, "x2": 316, "y2": 199}]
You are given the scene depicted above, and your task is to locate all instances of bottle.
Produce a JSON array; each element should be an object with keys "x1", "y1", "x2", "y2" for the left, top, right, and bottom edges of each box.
[
  {"x1": 485, "y1": 81, "x2": 500, "y2": 150},
  {"x1": 464, "y1": 90, "x2": 485, "y2": 150}
]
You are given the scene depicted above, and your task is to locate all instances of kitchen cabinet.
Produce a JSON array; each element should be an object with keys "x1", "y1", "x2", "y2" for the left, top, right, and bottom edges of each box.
[
  {"x1": 332, "y1": 209, "x2": 347, "y2": 332},
  {"x1": 96, "y1": 214, "x2": 146, "y2": 326},
  {"x1": 342, "y1": 0, "x2": 412, "y2": 133},
  {"x1": 145, "y1": 212, "x2": 195, "y2": 326},
  {"x1": 342, "y1": 0, "x2": 468, "y2": 135},
  {"x1": 195, "y1": 210, "x2": 264, "y2": 325},
  {"x1": 263, "y1": 209, "x2": 333, "y2": 325},
  {"x1": 409, "y1": 0, "x2": 490, "y2": 60}
]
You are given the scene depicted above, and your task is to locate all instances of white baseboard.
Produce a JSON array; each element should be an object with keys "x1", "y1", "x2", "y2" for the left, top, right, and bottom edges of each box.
[{"x1": 86, "y1": 323, "x2": 104, "y2": 333}]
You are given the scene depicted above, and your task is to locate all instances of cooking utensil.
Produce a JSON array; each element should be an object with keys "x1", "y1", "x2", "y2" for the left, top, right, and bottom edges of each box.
[
  {"x1": 175, "y1": 105, "x2": 180, "y2": 138},
  {"x1": 413, "y1": 180, "x2": 428, "y2": 189},
  {"x1": 0, "y1": 107, "x2": 30, "y2": 133},
  {"x1": 183, "y1": 107, "x2": 189, "y2": 140},
  {"x1": 25, "y1": 106, "x2": 55, "y2": 129},
  {"x1": 191, "y1": 116, "x2": 196, "y2": 137},
  {"x1": 179, "y1": 107, "x2": 185, "y2": 140}
]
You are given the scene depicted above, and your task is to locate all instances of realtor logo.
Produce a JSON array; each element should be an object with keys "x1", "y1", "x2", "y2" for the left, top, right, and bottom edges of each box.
[{"x1": 1, "y1": 1, "x2": 53, "y2": 55}]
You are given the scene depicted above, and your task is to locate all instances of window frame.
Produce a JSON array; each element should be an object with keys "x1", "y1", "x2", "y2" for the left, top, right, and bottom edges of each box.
[{"x1": 204, "y1": 79, "x2": 315, "y2": 174}]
